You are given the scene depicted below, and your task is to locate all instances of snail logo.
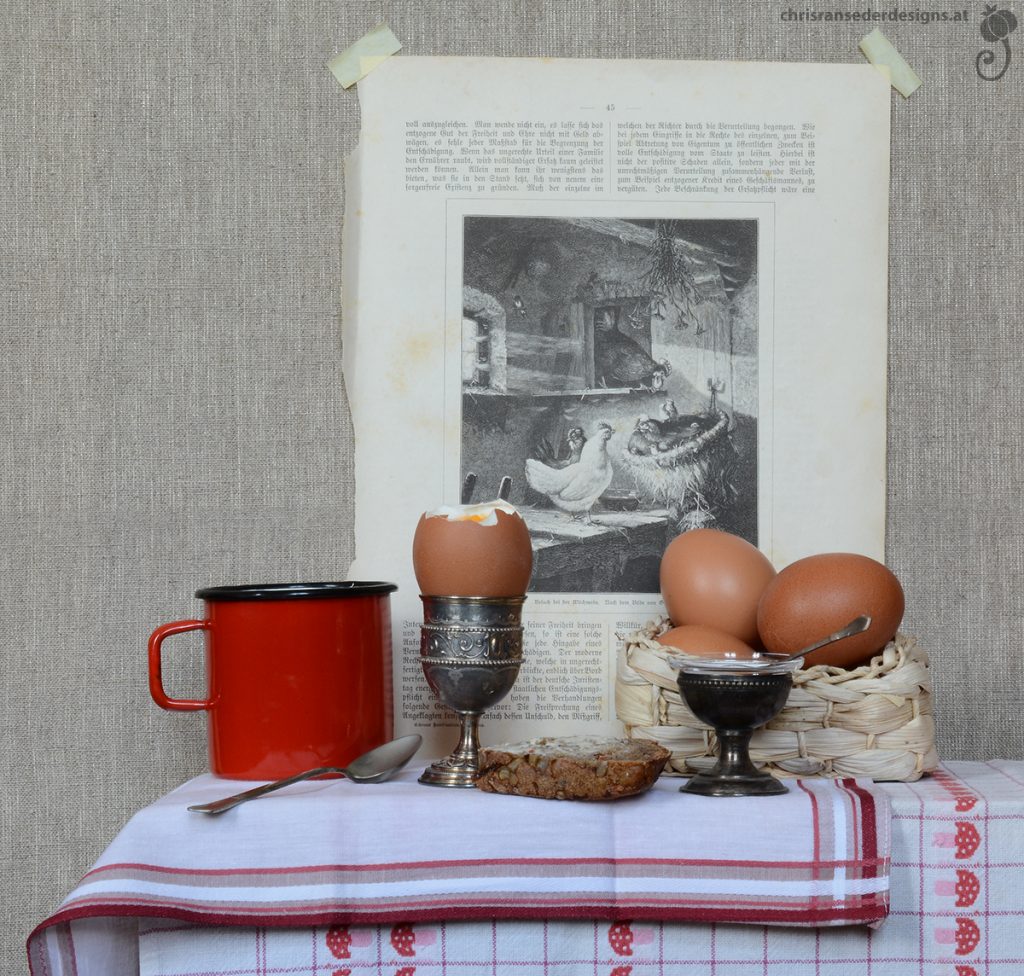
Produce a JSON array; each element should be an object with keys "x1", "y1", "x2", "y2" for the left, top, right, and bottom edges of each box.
[{"x1": 976, "y1": 5, "x2": 1018, "y2": 80}]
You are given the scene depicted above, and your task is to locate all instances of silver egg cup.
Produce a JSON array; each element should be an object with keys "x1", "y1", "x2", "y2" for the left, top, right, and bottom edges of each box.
[
  {"x1": 418, "y1": 595, "x2": 525, "y2": 788},
  {"x1": 670, "y1": 654, "x2": 802, "y2": 797}
]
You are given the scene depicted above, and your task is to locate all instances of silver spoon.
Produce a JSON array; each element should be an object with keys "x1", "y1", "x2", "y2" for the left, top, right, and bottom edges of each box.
[
  {"x1": 188, "y1": 734, "x2": 423, "y2": 815},
  {"x1": 777, "y1": 614, "x2": 872, "y2": 662}
]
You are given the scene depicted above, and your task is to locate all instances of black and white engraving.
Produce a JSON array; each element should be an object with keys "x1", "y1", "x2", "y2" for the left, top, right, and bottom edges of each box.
[{"x1": 461, "y1": 216, "x2": 758, "y2": 593}]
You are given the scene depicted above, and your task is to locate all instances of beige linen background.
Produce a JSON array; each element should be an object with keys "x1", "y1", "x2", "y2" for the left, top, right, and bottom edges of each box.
[{"x1": 2, "y1": 0, "x2": 1021, "y2": 971}]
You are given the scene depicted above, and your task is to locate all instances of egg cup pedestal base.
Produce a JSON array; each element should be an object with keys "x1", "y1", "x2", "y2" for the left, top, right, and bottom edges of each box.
[
  {"x1": 419, "y1": 712, "x2": 481, "y2": 789},
  {"x1": 680, "y1": 730, "x2": 788, "y2": 797}
]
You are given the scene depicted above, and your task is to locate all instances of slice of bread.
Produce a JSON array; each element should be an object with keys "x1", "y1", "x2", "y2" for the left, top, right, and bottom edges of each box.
[{"x1": 475, "y1": 735, "x2": 670, "y2": 801}]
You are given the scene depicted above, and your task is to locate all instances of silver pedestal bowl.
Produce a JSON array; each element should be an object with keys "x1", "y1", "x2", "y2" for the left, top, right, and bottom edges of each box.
[{"x1": 669, "y1": 653, "x2": 802, "y2": 797}]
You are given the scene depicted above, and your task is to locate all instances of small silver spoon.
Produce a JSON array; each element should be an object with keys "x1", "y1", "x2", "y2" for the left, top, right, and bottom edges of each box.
[
  {"x1": 777, "y1": 614, "x2": 872, "y2": 662},
  {"x1": 188, "y1": 734, "x2": 423, "y2": 815}
]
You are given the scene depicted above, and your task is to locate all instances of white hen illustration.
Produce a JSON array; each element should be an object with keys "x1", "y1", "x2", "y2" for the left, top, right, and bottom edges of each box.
[{"x1": 525, "y1": 422, "x2": 614, "y2": 521}]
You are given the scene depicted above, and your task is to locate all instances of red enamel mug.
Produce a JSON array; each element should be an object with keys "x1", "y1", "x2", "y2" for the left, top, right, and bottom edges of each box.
[{"x1": 148, "y1": 581, "x2": 396, "y2": 780}]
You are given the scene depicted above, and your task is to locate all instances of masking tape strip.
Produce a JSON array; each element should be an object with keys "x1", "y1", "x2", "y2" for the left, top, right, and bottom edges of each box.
[
  {"x1": 329, "y1": 24, "x2": 402, "y2": 89},
  {"x1": 859, "y1": 28, "x2": 922, "y2": 97}
]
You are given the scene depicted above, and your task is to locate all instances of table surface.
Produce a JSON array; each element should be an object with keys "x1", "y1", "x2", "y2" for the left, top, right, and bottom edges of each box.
[{"x1": 30, "y1": 761, "x2": 1024, "y2": 976}]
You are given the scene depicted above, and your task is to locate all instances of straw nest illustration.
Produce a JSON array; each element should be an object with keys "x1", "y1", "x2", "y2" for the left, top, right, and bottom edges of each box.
[{"x1": 620, "y1": 409, "x2": 738, "y2": 530}]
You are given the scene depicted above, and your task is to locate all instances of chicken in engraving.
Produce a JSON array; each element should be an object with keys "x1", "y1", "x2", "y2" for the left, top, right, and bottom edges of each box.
[{"x1": 525, "y1": 422, "x2": 614, "y2": 521}]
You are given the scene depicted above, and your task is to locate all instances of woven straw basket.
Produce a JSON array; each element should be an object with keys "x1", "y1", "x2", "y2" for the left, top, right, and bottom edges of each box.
[{"x1": 616, "y1": 619, "x2": 939, "y2": 781}]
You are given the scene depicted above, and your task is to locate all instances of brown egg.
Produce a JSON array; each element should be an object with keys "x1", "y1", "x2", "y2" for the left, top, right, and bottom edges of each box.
[
  {"x1": 660, "y1": 528, "x2": 776, "y2": 645},
  {"x1": 656, "y1": 624, "x2": 756, "y2": 659},
  {"x1": 757, "y1": 552, "x2": 905, "y2": 669},
  {"x1": 412, "y1": 501, "x2": 534, "y2": 597}
]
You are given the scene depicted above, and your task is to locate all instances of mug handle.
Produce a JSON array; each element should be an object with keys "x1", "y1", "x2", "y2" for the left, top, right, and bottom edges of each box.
[{"x1": 148, "y1": 619, "x2": 214, "y2": 711}]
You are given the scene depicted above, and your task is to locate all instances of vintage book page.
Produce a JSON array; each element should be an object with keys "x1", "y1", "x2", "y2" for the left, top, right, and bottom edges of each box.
[{"x1": 343, "y1": 56, "x2": 890, "y2": 754}]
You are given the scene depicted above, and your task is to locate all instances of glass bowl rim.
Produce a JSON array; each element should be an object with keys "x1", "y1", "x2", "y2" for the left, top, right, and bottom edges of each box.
[{"x1": 666, "y1": 652, "x2": 803, "y2": 674}]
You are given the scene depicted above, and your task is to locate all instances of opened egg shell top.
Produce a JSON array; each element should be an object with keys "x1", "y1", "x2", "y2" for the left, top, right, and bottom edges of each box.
[{"x1": 412, "y1": 500, "x2": 534, "y2": 597}]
